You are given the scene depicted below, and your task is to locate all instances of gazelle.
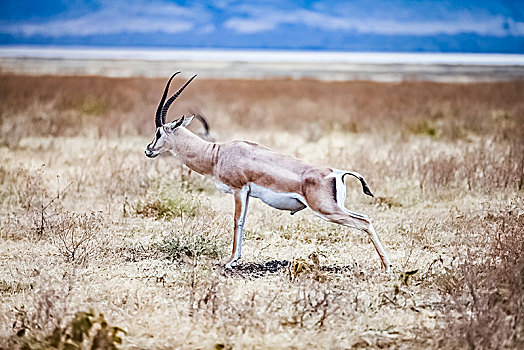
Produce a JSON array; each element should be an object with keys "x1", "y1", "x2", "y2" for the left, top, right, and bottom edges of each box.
[{"x1": 145, "y1": 72, "x2": 392, "y2": 272}]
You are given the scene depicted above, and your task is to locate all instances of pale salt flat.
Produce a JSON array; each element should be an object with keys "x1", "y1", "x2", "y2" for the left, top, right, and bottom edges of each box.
[{"x1": 1, "y1": 46, "x2": 524, "y2": 81}]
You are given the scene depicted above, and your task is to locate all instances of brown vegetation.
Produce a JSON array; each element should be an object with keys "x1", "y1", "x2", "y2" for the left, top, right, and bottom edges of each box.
[{"x1": 0, "y1": 74, "x2": 523, "y2": 348}]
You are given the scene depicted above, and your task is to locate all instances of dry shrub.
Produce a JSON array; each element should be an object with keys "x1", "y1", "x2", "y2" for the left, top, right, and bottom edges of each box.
[
  {"x1": 156, "y1": 216, "x2": 226, "y2": 262},
  {"x1": 418, "y1": 152, "x2": 461, "y2": 190},
  {"x1": 4, "y1": 274, "x2": 73, "y2": 348},
  {"x1": 460, "y1": 140, "x2": 524, "y2": 191},
  {"x1": 281, "y1": 283, "x2": 339, "y2": 329},
  {"x1": 6, "y1": 279, "x2": 125, "y2": 350},
  {"x1": 51, "y1": 211, "x2": 104, "y2": 265},
  {"x1": 190, "y1": 277, "x2": 340, "y2": 336},
  {"x1": 436, "y1": 199, "x2": 524, "y2": 349},
  {"x1": 0, "y1": 166, "x2": 105, "y2": 264},
  {"x1": 6, "y1": 167, "x2": 48, "y2": 211},
  {"x1": 417, "y1": 141, "x2": 524, "y2": 193},
  {"x1": 0, "y1": 165, "x2": 33, "y2": 207},
  {"x1": 0, "y1": 166, "x2": 67, "y2": 240}
]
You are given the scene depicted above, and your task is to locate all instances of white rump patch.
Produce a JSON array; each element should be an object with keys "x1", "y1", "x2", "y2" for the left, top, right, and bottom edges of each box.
[{"x1": 326, "y1": 169, "x2": 369, "y2": 220}]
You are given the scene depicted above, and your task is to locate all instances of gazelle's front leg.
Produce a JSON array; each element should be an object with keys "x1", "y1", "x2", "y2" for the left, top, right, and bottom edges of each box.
[{"x1": 225, "y1": 185, "x2": 250, "y2": 269}]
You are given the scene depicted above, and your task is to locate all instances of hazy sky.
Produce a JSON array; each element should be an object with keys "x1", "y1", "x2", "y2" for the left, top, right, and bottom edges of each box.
[{"x1": 1, "y1": 1, "x2": 523, "y2": 52}]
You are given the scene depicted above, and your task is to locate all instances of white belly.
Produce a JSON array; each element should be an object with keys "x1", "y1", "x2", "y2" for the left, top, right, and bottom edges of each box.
[
  {"x1": 215, "y1": 182, "x2": 307, "y2": 214},
  {"x1": 249, "y1": 183, "x2": 307, "y2": 213}
]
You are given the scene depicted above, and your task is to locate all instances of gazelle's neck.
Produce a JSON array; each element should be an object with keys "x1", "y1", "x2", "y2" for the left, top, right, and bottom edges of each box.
[{"x1": 170, "y1": 127, "x2": 215, "y2": 176}]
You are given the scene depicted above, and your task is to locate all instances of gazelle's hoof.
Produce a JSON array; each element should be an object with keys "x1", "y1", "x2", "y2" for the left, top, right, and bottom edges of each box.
[{"x1": 224, "y1": 259, "x2": 239, "y2": 269}]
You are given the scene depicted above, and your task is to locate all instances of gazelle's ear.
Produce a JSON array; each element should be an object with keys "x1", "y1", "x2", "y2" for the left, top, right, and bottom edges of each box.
[
  {"x1": 181, "y1": 114, "x2": 194, "y2": 128},
  {"x1": 166, "y1": 117, "x2": 184, "y2": 132}
]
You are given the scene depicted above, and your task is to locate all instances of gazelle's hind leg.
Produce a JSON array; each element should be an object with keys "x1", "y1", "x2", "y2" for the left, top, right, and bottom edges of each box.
[
  {"x1": 361, "y1": 220, "x2": 392, "y2": 272},
  {"x1": 317, "y1": 210, "x2": 392, "y2": 272},
  {"x1": 304, "y1": 176, "x2": 392, "y2": 272}
]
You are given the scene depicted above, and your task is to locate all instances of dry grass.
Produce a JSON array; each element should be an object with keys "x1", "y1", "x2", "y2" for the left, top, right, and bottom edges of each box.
[{"x1": 0, "y1": 74, "x2": 523, "y2": 349}]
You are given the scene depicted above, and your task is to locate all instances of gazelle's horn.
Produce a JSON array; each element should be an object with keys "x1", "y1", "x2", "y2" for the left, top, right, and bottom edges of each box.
[
  {"x1": 161, "y1": 74, "x2": 197, "y2": 124},
  {"x1": 155, "y1": 72, "x2": 180, "y2": 127}
]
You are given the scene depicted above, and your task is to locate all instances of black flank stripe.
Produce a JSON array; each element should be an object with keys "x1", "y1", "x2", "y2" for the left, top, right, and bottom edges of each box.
[{"x1": 331, "y1": 178, "x2": 337, "y2": 203}]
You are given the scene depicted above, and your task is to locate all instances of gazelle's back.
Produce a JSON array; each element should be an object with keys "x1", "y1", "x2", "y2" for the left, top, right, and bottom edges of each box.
[{"x1": 215, "y1": 140, "x2": 324, "y2": 193}]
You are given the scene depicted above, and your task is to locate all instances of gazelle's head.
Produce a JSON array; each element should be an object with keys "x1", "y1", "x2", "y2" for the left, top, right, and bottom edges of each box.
[{"x1": 145, "y1": 72, "x2": 196, "y2": 158}]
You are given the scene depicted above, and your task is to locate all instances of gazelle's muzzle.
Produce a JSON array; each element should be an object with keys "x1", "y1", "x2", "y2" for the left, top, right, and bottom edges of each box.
[{"x1": 145, "y1": 147, "x2": 158, "y2": 158}]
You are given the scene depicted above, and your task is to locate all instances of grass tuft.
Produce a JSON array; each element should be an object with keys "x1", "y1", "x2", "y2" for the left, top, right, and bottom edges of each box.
[
  {"x1": 157, "y1": 231, "x2": 224, "y2": 261},
  {"x1": 135, "y1": 182, "x2": 200, "y2": 220}
]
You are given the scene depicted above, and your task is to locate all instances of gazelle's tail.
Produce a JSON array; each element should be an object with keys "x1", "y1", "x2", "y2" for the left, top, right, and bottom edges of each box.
[
  {"x1": 343, "y1": 171, "x2": 374, "y2": 197},
  {"x1": 328, "y1": 169, "x2": 373, "y2": 197}
]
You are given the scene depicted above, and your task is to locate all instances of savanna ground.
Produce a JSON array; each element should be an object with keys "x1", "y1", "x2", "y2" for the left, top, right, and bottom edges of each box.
[{"x1": 0, "y1": 74, "x2": 523, "y2": 349}]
